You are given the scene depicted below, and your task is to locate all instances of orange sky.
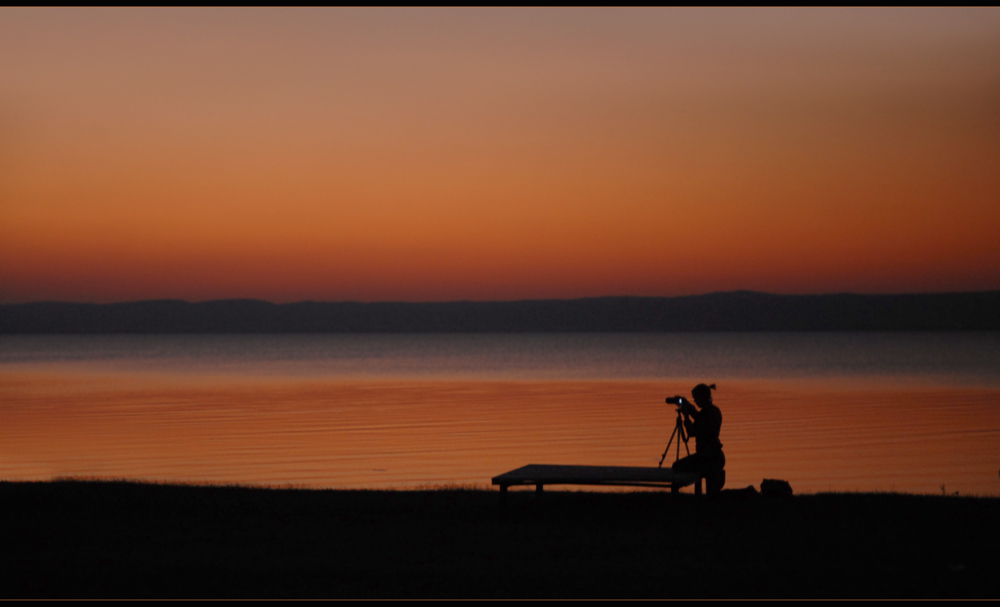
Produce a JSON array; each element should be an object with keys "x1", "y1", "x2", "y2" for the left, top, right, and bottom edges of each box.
[{"x1": 2, "y1": 8, "x2": 999, "y2": 303}]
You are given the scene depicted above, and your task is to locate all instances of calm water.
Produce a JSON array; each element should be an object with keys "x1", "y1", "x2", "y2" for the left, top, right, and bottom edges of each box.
[{"x1": 2, "y1": 333, "x2": 998, "y2": 495}]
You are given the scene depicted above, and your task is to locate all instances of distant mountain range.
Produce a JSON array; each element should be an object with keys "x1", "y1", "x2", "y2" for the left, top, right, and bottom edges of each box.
[{"x1": 1, "y1": 291, "x2": 997, "y2": 333}]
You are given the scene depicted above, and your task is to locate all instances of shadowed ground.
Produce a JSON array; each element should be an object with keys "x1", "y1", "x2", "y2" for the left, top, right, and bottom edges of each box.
[{"x1": 0, "y1": 480, "x2": 997, "y2": 598}]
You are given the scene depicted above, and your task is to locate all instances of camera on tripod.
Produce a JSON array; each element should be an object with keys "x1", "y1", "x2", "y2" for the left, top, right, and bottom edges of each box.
[{"x1": 659, "y1": 395, "x2": 693, "y2": 467}]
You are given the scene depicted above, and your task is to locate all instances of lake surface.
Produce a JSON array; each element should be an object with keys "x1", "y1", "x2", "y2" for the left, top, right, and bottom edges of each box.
[{"x1": 2, "y1": 333, "x2": 998, "y2": 495}]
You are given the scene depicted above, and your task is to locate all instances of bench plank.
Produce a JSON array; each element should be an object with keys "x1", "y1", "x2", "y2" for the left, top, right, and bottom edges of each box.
[{"x1": 492, "y1": 464, "x2": 702, "y2": 493}]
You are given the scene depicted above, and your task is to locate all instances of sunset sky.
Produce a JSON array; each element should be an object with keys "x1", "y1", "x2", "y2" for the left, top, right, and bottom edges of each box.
[{"x1": 2, "y1": 8, "x2": 999, "y2": 303}]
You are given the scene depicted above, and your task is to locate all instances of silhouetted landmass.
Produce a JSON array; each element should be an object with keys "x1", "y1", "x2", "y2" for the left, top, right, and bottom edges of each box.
[
  {"x1": 1, "y1": 291, "x2": 998, "y2": 333},
  {"x1": 0, "y1": 480, "x2": 996, "y2": 598}
]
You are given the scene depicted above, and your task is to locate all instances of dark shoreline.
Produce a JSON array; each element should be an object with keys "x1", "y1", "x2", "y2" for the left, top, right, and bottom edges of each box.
[{"x1": 1, "y1": 480, "x2": 997, "y2": 598}]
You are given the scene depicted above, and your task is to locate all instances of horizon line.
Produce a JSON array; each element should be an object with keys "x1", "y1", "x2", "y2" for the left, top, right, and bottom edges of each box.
[{"x1": 5, "y1": 288, "x2": 1000, "y2": 307}]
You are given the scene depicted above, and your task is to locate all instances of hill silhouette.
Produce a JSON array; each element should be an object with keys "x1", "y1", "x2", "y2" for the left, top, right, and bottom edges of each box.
[{"x1": 1, "y1": 291, "x2": 998, "y2": 333}]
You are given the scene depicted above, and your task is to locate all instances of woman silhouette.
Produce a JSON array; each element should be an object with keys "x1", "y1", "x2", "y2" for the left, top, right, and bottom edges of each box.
[{"x1": 672, "y1": 383, "x2": 726, "y2": 494}]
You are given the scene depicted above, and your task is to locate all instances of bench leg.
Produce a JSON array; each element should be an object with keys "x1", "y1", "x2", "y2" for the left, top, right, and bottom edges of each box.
[
  {"x1": 695, "y1": 477, "x2": 703, "y2": 496},
  {"x1": 536, "y1": 483, "x2": 544, "y2": 493}
]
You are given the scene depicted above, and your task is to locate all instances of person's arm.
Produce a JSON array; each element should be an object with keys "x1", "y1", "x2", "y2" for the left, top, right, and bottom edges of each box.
[{"x1": 683, "y1": 406, "x2": 699, "y2": 437}]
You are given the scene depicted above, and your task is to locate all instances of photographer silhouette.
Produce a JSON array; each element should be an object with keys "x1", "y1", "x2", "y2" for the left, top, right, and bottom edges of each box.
[{"x1": 671, "y1": 383, "x2": 726, "y2": 494}]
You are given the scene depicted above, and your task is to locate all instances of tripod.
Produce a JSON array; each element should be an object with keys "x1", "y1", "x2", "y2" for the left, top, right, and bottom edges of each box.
[{"x1": 658, "y1": 408, "x2": 691, "y2": 468}]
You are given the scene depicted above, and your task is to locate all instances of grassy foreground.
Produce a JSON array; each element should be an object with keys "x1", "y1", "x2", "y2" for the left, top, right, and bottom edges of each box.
[{"x1": 1, "y1": 480, "x2": 997, "y2": 598}]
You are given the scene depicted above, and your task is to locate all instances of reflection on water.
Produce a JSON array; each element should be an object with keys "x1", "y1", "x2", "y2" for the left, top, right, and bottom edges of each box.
[
  {"x1": 3, "y1": 332, "x2": 999, "y2": 383},
  {"x1": 1, "y1": 334, "x2": 998, "y2": 495}
]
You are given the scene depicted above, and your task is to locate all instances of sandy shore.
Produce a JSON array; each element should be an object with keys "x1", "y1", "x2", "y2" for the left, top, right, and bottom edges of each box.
[{"x1": 1, "y1": 480, "x2": 997, "y2": 598}]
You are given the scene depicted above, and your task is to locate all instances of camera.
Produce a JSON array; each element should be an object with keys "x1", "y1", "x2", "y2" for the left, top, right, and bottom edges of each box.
[{"x1": 666, "y1": 395, "x2": 693, "y2": 415}]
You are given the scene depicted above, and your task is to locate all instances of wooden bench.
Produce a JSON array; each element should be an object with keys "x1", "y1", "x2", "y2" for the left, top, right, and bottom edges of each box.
[{"x1": 492, "y1": 464, "x2": 704, "y2": 495}]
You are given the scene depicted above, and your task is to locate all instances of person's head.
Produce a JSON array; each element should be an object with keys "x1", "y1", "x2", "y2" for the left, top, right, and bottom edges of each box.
[{"x1": 691, "y1": 383, "x2": 716, "y2": 408}]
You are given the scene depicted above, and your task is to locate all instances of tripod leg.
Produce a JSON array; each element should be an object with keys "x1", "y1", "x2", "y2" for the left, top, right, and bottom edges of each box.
[
  {"x1": 659, "y1": 424, "x2": 681, "y2": 467},
  {"x1": 661, "y1": 413, "x2": 689, "y2": 468}
]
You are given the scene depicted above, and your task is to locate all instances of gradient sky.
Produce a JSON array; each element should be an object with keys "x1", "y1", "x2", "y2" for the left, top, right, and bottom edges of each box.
[{"x1": 2, "y1": 8, "x2": 999, "y2": 303}]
